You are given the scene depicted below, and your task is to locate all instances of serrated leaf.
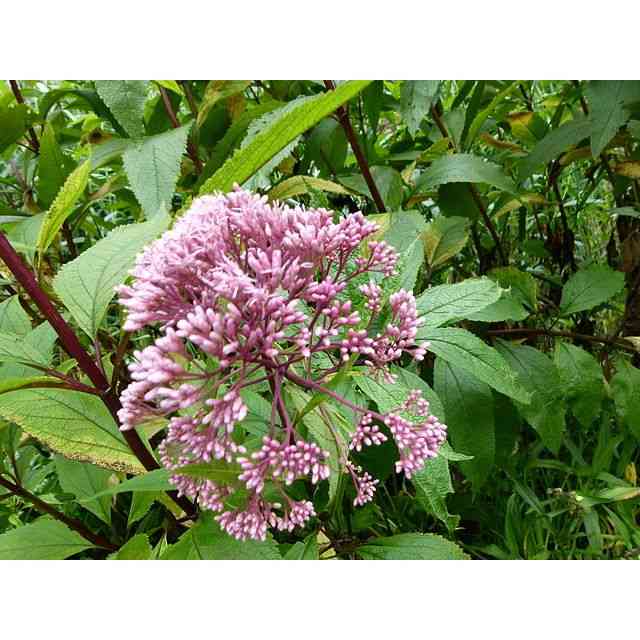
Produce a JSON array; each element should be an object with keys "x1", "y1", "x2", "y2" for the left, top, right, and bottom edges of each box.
[
  {"x1": 268, "y1": 175, "x2": 353, "y2": 202},
  {"x1": 52, "y1": 214, "x2": 170, "y2": 338},
  {"x1": 559, "y1": 264, "x2": 625, "y2": 316},
  {"x1": 55, "y1": 456, "x2": 113, "y2": 525},
  {"x1": 0, "y1": 388, "x2": 144, "y2": 473},
  {"x1": 37, "y1": 159, "x2": 91, "y2": 255},
  {"x1": 37, "y1": 122, "x2": 73, "y2": 207},
  {"x1": 417, "y1": 327, "x2": 531, "y2": 404},
  {"x1": 422, "y1": 216, "x2": 469, "y2": 268},
  {"x1": 0, "y1": 517, "x2": 94, "y2": 560},
  {"x1": 415, "y1": 278, "x2": 502, "y2": 327},
  {"x1": 199, "y1": 81, "x2": 371, "y2": 194},
  {"x1": 161, "y1": 512, "x2": 280, "y2": 560},
  {"x1": 518, "y1": 115, "x2": 592, "y2": 179},
  {"x1": 417, "y1": 153, "x2": 517, "y2": 193},
  {"x1": 357, "y1": 533, "x2": 468, "y2": 560},
  {"x1": 495, "y1": 340, "x2": 566, "y2": 453},
  {"x1": 123, "y1": 124, "x2": 191, "y2": 217},
  {"x1": 283, "y1": 534, "x2": 319, "y2": 560},
  {"x1": 434, "y1": 359, "x2": 494, "y2": 488},
  {"x1": 554, "y1": 343, "x2": 604, "y2": 428},
  {"x1": 95, "y1": 80, "x2": 147, "y2": 138},
  {"x1": 382, "y1": 211, "x2": 426, "y2": 291},
  {"x1": 585, "y1": 81, "x2": 630, "y2": 157},
  {"x1": 0, "y1": 295, "x2": 31, "y2": 335},
  {"x1": 412, "y1": 455, "x2": 459, "y2": 532},
  {"x1": 400, "y1": 80, "x2": 439, "y2": 136},
  {"x1": 108, "y1": 534, "x2": 152, "y2": 560}
]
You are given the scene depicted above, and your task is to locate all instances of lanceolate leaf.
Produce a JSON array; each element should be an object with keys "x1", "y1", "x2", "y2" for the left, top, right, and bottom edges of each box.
[
  {"x1": 123, "y1": 124, "x2": 191, "y2": 217},
  {"x1": 267, "y1": 175, "x2": 353, "y2": 201},
  {"x1": 400, "y1": 80, "x2": 440, "y2": 136},
  {"x1": 95, "y1": 80, "x2": 148, "y2": 138},
  {"x1": 422, "y1": 216, "x2": 470, "y2": 268},
  {"x1": 198, "y1": 81, "x2": 371, "y2": 194},
  {"x1": 357, "y1": 533, "x2": 468, "y2": 560},
  {"x1": 37, "y1": 159, "x2": 91, "y2": 255},
  {"x1": 417, "y1": 153, "x2": 517, "y2": 193},
  {"x1": 434, "y1": 359, "x2": 495, "y2": 488},
  {"x1": 0, "y1": 518, "x2": 94, "y2": 560},
  {"x1": 417, "y1": 327, "x2": 531, "y2": 404},
  {"x1": 0, "y1": 388, "x2": 144, "y2": 474},
  {"x1": 37, "y1": 122, "x2": 73, "y2": 207},
  {"x1": 415, "y1": 278, "x2": 502, "y2": 327},
  {"x1": 585, "y1": 81, "x2": 630, "y2": 157},
  {"x1": 559, "y1": 264, "x2": 625, "y2": 316},
  {"x1": 52, "y1": 213, "x2": 170, "y2": 338}
]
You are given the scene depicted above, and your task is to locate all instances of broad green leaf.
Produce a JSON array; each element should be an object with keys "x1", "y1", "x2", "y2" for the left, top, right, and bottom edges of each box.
[
  {"x1": 283, "y1": 534, "x2": 319, "y2": 560},
  {"x1": 161, "y1": 512, "x2": 280, "y2": 560},
  {"x1": 6, "y1": 212, "x2": 46, "y2": 263},
  {"x1": 108, "y1": 534, "x2": 152, "y2": 560},
  {"x1": 0, "y1": 332, "x2": 50, "y2": 367},
  {"x1": 382, "y1": 211, "x2": 426, "y2": 291},
  {"x1": 412, "y1": 455, "x2": 458, "y2": 532},
  {"x1": 559, "y1": 264, "x2": 625, "y2": 316},
  {"x1": 422, "y1": 216, "x2": 469, "y2": 268},
  {"x1": 417, "y1": 153, "x2": 517, "y2": 193},
  {"x1": 610, "y1": 359, "x2": 640, "y2": 439},
  {"x1": 0, "y1": 295, "x2": 31, "y2": 335},
  {"x1": 339, "y1": 166, "x2": 404, "y2": 211},
  {"x1": 400, "y1": 80, "x2": 439, "y2": 136},
  {"x1": 554, "y1": 343, "x2": 605, "y2": 428},
  {"x1": 437, "y1": 182, "x2": 480, "y2": 221},
  {"x1": 0, "y1": 388, "x2": 144, "y2": 473},
  {"x1": 0, "y1": 320, "x2": 57, "y2": 379},
  {"x1": 37, "y1": 159, "x2": 91, "y2": 255},
  {"x1": 37, "y1": 122, "x2": 73, "y2": 207},
  {"x1": 0, "y1": 376, "x2": 64, "y2": 395},
  {"x1": 434, "y1": 359, "x2": 494, "y2": 488},
  {"x1": 585, "y1": 81, "x2": 630, "y2": 157},
  {"x1": 55, "y1": 456, "x2": 113, "y2": 525},
  {"x1": 495, "y1": 340, "x2": 566, "y2": 453},
  {"x1": 0, "y1": 517, "x2": 94, "y2": 560},
  {"x1": 488, "y1": 266, "x2": 538, "y2": 308},
  {"x1": 199, "y1": 81, "x2": 371, "y2": 194},
  {"x1": 128, "y1": 491, "x2": 160, "y2": 527},
  {"x1": 173, "y1": 460, "x2": 241, "y2": 484},
  {"x1": 415, "y1": 278, "x2": 502, "y2": 327},
  {"x1": 267, "y1": 175, "x2": 353, "y2": 201},
  {"x1": 52, "y1": 214, "x2": 170, "y2": 337},
  {"x1": 357, "y1": 533, "x2": 468, "y2": 560},
  {"x1": 465, "y1": 81, "x2": 518, "y2": 147},
  {"x1": 417, "y1": 327, "x2": 531, "y2": 404},
  {"x1": 197, "y1": 80, "x2": 251, "y2": 129},
  {"x1": 95, "y1": 80, "x2": 148, "y2": 138},
  {"x1": 466, "y1": 294, "x2": 529, "y2": 322},
  {"x1": 123, "y1": 124, "x2": 191, "y2": 218},
  {"x1": 0, "y1": 104, "x2": 27, "y2": 152},
  {"x1": 518, "y1": 115, "x2": 592, "y2": 179}
]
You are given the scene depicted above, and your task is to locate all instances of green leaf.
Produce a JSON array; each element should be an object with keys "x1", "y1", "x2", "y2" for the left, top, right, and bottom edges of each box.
[
  {"x1": 610, "y1": 359, "x2": 640, "y2": 439},
  {"x1": 559, "y1": 264, "x2": 625, "y2": 316},
  {"x1": 418, "y1": 327, "x2": 531, "y2": 404},
  {"x1": 161, "y1": 512, "x2": 280, "y2": 560},
  {"x1": 82, "y1": 468, "x2": 172, "y2": 500},
  {"x1": 95, "y1": 81, "x2": 148, "y2": 138},
  {"x1": 465, "y1": 81, "x2": 518, "y2": 147},
  {"x1": 357, "y1": 533, "x2": 468, "y2": 560},
  {"x1": 55, "y1": 456, "x2": 113, "y2": 525},
  {"x1": 0, "y1": 332, "x2": 51, "y2": 367},
  {"x1": 37, "y1": 122, "x2": 73, "y2": 207},
  {"x1": 267, "y1": 175, "x2": 353, "y2": 202},
  {"x1": 0, "y1": 517, "x2": 94, "y2": 560},
  {"x1": 518, "y1": 116, "x2": 592, "y2": 179},
  {"x1": 196, "y1": 80, "x2": 251, "y2": 129},
  {"x1": 554, "y1": 343, "x2": 605, "y2": 428},
  {"x1": 37, "y1": 159, "x2": 91, "y2": 255},
  {"x1": 417, "y1": 153, "x2": 517, "y2": 193},
  {"x1": 415, "y1": 278, "x2": 502, "y2": 328},
  {"x1": 434, "y1": 359, "x2": 495, "y2": 488},
  {"x1": 52, "y1": 214, "x2": 170, "y2": 338},
  {"x1": 495, "y1": 340, "x2": 566, "y2": 453},
  {"x1": 382, "y1": 211, "x2": 426, "y2": 291},
  {"x1": 487, "y1": 267, "x2": 538, "y2": 309},
  {"x1": 0, "y1": 104, "x2": 27, "y2": 152},
  {"x1": 466, "y1": 294, "x2": 529, "y2": 323},
  {"x1": 123, "y1": 124, "x2": 191, "y2": 218},
  {"x1": 0, "y1": 295, "x2": 31, "y2": 336},
  {"x1": 412, "y1": 455, "x2": 458, "y2": 532},
  {"x1": 173, "y1": 460, "x2": 241, "y2": 484},
  {"x1": 400, "y1": 80, "x2": 439, "y2": 136},
  {"x1": 0, "y1": 388, "x2": 144, "y2": 473},
  {"x1": 339, "y1": 166, "x2": 403, "y2": 210},
  {"x1": 422, "y1": 216, "x2": 470, "y2": 268},
  {"x1": 283, "y1": 534, "x2": 319, "y2": 559},
  {"x1": 108, "y1": 534, "x2": 152, "y2": 560},
  {"x1": 585, "y1": 81, "x2": 630, "y2": 157},
  {"x1": 199, "y1": 81, "x2": 371, "y2": 194},
  {"x1": 0, "y1": 376, "x2": 64, "y2": 395}
]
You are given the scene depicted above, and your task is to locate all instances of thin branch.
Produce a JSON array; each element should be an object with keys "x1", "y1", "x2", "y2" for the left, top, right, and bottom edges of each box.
[
  {"x1": 487, "y1": 327, "x2": 636, "y2": 353},
  {"x1": 9, "y1": 80, "x2": 40, "y2": 154},
  {"x1": 0, "y1": 474, "x2": 117, "y2": 551},
  {"x1": 0, "y1": 232, "x2": 195, "y2": 516},
  {"x1": 323, "y1": 80, "x2": 385, "y2": 212},
  {"x1": 158, "y1": 86, "x2": 203, "y2": 174}
]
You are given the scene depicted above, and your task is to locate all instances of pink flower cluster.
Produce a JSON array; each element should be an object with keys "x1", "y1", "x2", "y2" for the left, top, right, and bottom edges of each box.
[{"x1": 117, "y1": 188, "x2": 445, "y2": 541}]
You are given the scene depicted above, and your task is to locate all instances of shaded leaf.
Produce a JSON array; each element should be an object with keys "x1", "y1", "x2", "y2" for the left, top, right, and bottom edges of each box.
[
  {"x1": 357, "y1": 533, "x2": 468, "y2": 560},
  {"x1": 422, "y1": 216, "x2": 469, "y2": 268},
  {"x1": 95, "y1": 80, "x2": 147, "y2": 138},
  {"x1": 559, "y1": 264, "x2": 625, "y2": 316}
]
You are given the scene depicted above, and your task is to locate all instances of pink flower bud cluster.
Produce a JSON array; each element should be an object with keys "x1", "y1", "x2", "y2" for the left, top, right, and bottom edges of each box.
[{"x1": 117, "y1": 188, "x2": 443, "y2": 541}]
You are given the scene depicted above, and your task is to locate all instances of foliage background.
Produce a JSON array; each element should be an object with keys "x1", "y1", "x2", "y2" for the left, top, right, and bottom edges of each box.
[{"x1": 0, "y1": 79, "x2": 639, "y2": 559}]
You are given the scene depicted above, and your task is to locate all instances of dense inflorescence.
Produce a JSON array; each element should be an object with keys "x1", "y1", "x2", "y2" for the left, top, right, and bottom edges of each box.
[{"x1": 117, "y1": 188, "x2": 446, "y2": 541}]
